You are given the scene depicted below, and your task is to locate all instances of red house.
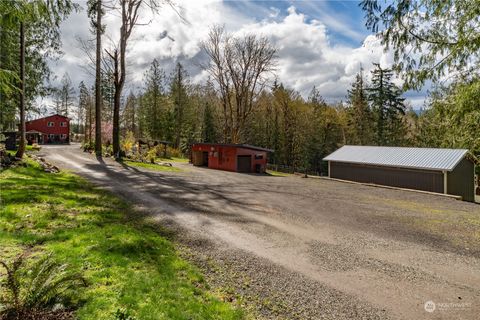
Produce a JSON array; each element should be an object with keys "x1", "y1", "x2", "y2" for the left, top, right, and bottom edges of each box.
[
  {"x1": 191, "y1": 143, "x2": 272, "y2": 173},
  {"x1": 24, "y1": 114, "x2": 70, "y2": 144}
]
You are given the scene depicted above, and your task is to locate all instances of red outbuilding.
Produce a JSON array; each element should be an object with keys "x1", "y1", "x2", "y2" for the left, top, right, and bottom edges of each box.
[
  {"x1": 24, "y1": 114, "x2": 70, "y2": 144},
  {"x1": 191, "y1": 143, "x2": 272, "y2": 173}
]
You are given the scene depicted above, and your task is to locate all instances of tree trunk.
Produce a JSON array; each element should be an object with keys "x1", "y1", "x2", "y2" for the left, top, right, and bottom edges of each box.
[
  {"x1": 94, "y1": 0, "x2": 103, "y2": 156},
  {"x1": 113, "y1": 13, "x2": 127, "y2": 159},
  {"x1": 112, "y1": 51, "x2": 120, "y2": 159},
  {"x1": 15, "y1": 22, "x2": 25, "y2": 159},
  {"x1": 88, "y1": 97, "x2": 93, "y2": 144}
]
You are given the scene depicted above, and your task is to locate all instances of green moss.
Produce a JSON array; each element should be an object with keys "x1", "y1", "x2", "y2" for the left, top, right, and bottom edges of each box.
[{"x1": 0, "y1": 162, "x2": 243, "y2": 319}]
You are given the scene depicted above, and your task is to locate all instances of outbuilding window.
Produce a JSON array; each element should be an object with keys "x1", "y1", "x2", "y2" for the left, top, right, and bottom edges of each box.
[
  {"x1": 60, "y1": 122, "x2": 67, "y2": 127},
  {"x1": 47, "y1": 122, "x2": 54, "y2": 127}
]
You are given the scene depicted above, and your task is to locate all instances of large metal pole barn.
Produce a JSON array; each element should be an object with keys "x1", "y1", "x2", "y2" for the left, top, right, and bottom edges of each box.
[{"x1": 323, "y1": 146, "x2": 476, "y2": 202}]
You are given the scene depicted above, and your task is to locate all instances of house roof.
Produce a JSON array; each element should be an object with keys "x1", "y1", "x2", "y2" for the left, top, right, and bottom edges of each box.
[
  {"x1": 323, "y1": 145, "x2": 470, "y2": 172},
  {"x1": 193, "y1": 143, "x2": 274, "y2": 153},
  {"x1": 26, "y1": 114, "x2": 69, "y2": 123}
]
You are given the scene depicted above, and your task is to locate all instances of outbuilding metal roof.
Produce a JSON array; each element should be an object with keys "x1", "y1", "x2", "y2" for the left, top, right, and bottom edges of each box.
[
  {"x1": 323, "y1": 146, "x2": 469, "y2": 171},
  {"x1": 193, "y1": 143, "x2": 274, "y2": 153}
]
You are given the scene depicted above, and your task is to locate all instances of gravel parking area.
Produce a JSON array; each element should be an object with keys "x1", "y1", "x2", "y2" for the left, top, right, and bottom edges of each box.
[{"x1": 42, "y1": 144, "x2": 480, "y2": 320}]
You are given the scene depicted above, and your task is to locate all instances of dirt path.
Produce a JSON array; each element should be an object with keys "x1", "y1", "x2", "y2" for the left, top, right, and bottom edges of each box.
[{"x1": 40, "y1": 144, "x2": 480, "y2": 319}]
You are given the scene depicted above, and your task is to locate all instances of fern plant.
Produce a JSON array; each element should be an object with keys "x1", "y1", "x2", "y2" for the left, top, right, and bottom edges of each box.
[{"x1": 0, "y1": 252, "x2": 87, "y2": 319}]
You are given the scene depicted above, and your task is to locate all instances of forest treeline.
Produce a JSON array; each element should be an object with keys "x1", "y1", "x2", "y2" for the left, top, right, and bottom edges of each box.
[
  {"x1": 73, "y1": 58, "x2": 478, "y2": 174},
  {"x1": 1, "y1": 0, "x2": 479, "y2": 173}
]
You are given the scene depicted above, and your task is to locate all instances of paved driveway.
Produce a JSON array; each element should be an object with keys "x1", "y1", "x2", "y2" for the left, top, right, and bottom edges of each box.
[{"x1": 40, "y1": 144, "x2": 480, "y2": 319}]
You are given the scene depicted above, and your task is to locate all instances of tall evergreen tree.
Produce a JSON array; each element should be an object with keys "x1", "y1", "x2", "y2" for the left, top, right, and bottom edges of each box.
[
  {"x1": 367, "y1": 64, "x2": 406, "y2": 145},
  {"x1": 306, "y1": 86, "x2": 327, "y2": 173},
  {"x1": 77, "y1": 81, "x2": 89, "y2": 135},
  {"x1": 54, "y1": 72, "x2": 75, "y2": 117},
  {"x1": 122, "y1": 91, "x2": 137, "y2": 137},
  {"x1": 100, "y1": 71, "x2": 115, "y2": 122},
  {"x1": 361, "y1": 0, "x2": 480, "y2": 89},
  {"x1": 201, "y1": 101, "x2": 216, "y2": 143},
  {"x1": 170, "y1": 62, "x2": 189, "y2": 148},
  {"x1": 138, "y1": 59, "x2": 167, "y2": 140},
  {"x1": 0, "y1": 0, "x2": 76, "y2": 158},
  {"x1": 347, "y1": 68, "x2": 374, "y2": 145},
  {"x1": 87, "y1": 0, "x2": 104, "y2": 156}
]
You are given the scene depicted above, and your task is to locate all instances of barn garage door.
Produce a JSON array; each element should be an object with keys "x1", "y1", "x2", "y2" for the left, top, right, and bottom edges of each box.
[{"x1": 237, "y1": 155, "x2": 252, "y2": 173}]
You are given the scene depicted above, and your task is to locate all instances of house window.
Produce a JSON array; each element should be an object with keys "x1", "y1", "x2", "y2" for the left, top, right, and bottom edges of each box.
[
  {"x1": 60, "y1": 122, "x2": 67, "y2": 127},
  {"x1": 47, "y1": 122, "x2": 55, "y2": 127},
  {"x1": 49, "y1": 134, "x2": 55, "y2": 139},
  {"x1": 61, "y1": 134, "x2": 67, "y2": 139}
]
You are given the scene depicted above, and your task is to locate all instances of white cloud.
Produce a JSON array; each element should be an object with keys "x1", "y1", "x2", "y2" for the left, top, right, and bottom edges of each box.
[
  {"x1": 49, "y1": 1, "x2": 424, "y2": 109},
  {"x1": 237, "y1": 6, "x2": 392, "y2": 101}
]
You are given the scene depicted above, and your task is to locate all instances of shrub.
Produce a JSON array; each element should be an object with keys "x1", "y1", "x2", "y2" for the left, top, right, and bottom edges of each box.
[
  {"x1": 121, "y1": 132, "x2": 136, "y2": 155},
  {"x1": 103, "y1": 144, "x2": 113, "y2": 157},
  {"x1": 146, "y1": 147, "x2": 158, "y2": 164},
  {"x1": 0, "y1": 252, "x2": 86, "y2": 319},
  {"x1": 165, "y1": 146, "x2": 182, "y2": 159},
  {"x1": 82, "y1": 141, "x2": 95, "y2": 152}
]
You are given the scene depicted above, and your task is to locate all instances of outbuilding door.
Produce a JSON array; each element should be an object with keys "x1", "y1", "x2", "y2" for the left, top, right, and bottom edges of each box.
[{"x1": 237, "y1": 155, "x2": 252, "y2": 173}]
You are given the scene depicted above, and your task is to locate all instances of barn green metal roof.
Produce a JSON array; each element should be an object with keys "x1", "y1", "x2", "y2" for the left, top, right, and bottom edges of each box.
[{"x1": 323, "y1": 146, "x2": 470, "y2": 172}]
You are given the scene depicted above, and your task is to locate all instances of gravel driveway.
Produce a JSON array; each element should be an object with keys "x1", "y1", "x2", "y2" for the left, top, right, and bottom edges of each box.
[{"x1": 40, "y1": 144, "x2": 480, "y2": 320}]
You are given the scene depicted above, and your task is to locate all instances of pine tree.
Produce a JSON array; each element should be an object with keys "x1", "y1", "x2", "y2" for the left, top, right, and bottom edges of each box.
[
  {"x1": 306, "y1": 86, "x2": 327, "y2": 173},
  {"x1": 202, "y1": 101, "x2": 216, "y2": 143},
  {"x1": 54, "y1": 73, "x2": 75, "y2": 117},
  {"x1": 347, "y1": 68, "x2": 374, "y2": 145},
  {"x1": 100, "y1": 71, "x2": 115, "y2": 122},
  {"x1": 170, "y1": 62, "x2": 189, "y2": 148},
  {"x1": 367, "y1": 64, "x2": 406, "y2": 145},
  {"x1": 77, "y1": 81, "x2": 89, "y2": 135},
  {"x1": 87, "y1": 0, "x2": 104, "y2": 156},
  {"x1": 122, "y1": 92, "x2": 137, "y2": 137},
  {"x1": 139, "y1": 59, "x2": 167, "y2": 140}
]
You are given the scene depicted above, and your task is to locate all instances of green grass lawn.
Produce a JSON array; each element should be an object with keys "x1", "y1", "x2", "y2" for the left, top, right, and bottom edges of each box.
[
  {"x1": 26, "y1": 144, "x2": 40, "y2": 151},
  {"x1": 157, "y1": 157, "x2": 189, "y2": 163},
  {"x1": 266, "y1": 170, "x2": 292, "y2": 177},
  {"x1": 0, "y1": 160, "x2": 242, "y2": 319},
  {"x1": 122, "y1": 160, "x2": 182, "y2": 172}
]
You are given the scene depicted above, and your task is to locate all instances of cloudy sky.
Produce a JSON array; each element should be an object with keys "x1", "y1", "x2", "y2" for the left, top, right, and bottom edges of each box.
[{"x1": 49, "y1": 0, "x2": 427, "y2": 109}]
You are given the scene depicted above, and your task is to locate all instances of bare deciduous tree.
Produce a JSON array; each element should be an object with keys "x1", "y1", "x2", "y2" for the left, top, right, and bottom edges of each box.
[
  {"x1": 202, "y1": 26, "x2": 277, "y2": 143},
  {"x1": 108, "y1": 0, "x2": 175, "y2": 159}
]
